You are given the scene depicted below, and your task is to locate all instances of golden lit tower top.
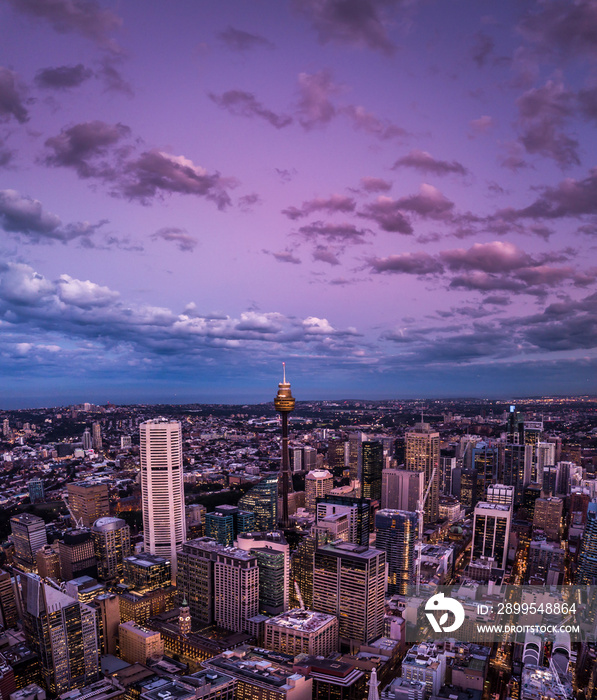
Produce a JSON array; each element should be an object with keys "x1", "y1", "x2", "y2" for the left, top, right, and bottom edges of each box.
[
  {"x1": 274, "y1": 362, "x2": 295, "y2": 413},
  {"x1": 275, "y1": 362, "x2": 295, "y2": 530}
]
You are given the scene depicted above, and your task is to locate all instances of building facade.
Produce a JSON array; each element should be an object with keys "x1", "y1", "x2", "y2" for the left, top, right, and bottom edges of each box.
[
  {"x1": 91, "y1": 517, "x2": 131, "y2": 580},
  {"x1": 312, "y1": 542, "x2": 385, "y2": 646},
  {"x1": 375, "y1": 509, "x2": 418, "y2": 595},
  {"x1": 67, "y1": 483, "x2": 110, "y2": 528},
  {"x1": 140, "y1": 419, "x2": 186, "y2": 581},
  {"x1": 10, "y1": 514, "x2": 47, "y2": 571},
  {"x1": 20, "y1": 574, "x2": 99, "y2": 695},
  {"x1": 405, "y1": 423, "x2": 440, "y2": 523}
]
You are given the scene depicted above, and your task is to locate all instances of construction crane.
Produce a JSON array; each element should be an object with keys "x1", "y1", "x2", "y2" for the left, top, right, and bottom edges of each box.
[
  {"x1": 415, "y1": 467, "x2": 436, "y2": 595},
  {"x1": 61, "y1": 492, "x2": 84, "y2": 530}
]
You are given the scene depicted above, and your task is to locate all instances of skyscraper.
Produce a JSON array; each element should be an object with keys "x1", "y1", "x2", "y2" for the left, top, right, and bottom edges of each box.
[
  {"x1": 28, "y1": 478, "x2": 45, "y2": 504},
  {"x1": 20, "y1": 573, "x2": 99, "y2": 694},
  {"x1": 236, "y1": 531, "x2": 290, "y2": 612},
  {"x1": 375, "y1": 509, "x2": 418, "y2": 594},
  {"x1": 361, "y1": 441, "x2": 383, "y2": 502},
  {"x1": 381, "y1": 469, "x2": 424, "y2": 511},
  {"x1": 471, "y1": 502, "x2": 511, "y2": 570},
  {"x1": 91, "y1": 516, "x2": 131, "y2": 580},
  {"x1": 0, "y1": 572, "x2": 18, "y2": 629},
  {"x1": 405, "y1": 422, "x2": 440, "y2": 523},
  {"x1": 10, "y1": 513, "x2": 48, "y2": 571},
  {"x1": 305, "y1": 470, "x2": 333, "y2": 511},
  {"x1": 67, "y1": 482, "x2": 110, "y2": 528},
  {"x1": 471, "y1": 442, "x2": 498, "y2": 497},
  {"x1": 274, "y1": 364, "x2": 295, "y2": 529},
  {"x1": 204, "y1": 505, "x2": 255, "y2": 546},
  {"x1": 177, "y1": 538, "x2": 258, "y2": 632},
  {"x1": 316, "y1": 495, "x2": 371, "y2": 546},
  {"x1": 140, "y1": 418, "x2": 186, "y2": 581},
  {"x1": 532, "y1": 497, "x2": 563, "y2": 541},
  {"x1": 576, "y1": 502, "x2": 597, "y2": 584},
  {"x1": 59, "y1": 530, "x2": 97, "y2": 580},
  {"x1": 289, "y1": 535, "x2": 316, "y2": 610},
  {"x1": 92, "y1": 421, "x2": 102, "y2": 452},
  {"x1": 312, "y1": 542, "x2": 385, "y2": 646},
  {"x1": 82, "y1": 429, "x2": 92, "y2": 451},
  {"x1": 348, "y1": 433, "x2": 364, "y2": 482},
  {"x1": 238, "y1": 474, "x2": 278, "y2": 531}
]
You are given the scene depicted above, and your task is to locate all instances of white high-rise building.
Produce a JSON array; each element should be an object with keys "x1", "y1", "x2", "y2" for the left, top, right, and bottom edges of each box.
[
  {"x1": 305, "y1": 469, "x2": 333, "y2": 511},
  {"x1": 140, "y1": 419, "x2": 186, "y2": 580}
]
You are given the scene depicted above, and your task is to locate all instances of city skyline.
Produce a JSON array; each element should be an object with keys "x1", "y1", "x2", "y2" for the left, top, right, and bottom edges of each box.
[{"x1": 2, "y1": 1, "x2": 597, "y2": 407}]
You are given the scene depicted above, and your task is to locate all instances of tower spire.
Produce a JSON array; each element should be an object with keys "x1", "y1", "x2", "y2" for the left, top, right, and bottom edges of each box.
[
  {"x1": 368, "y1": 667, "x2": 380, "y2": 700},
  {"x1": 274, "y1": 364, "x2": 295, "y2": 529}
]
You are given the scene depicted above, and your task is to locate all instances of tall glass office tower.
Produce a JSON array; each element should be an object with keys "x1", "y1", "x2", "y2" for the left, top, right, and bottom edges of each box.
[{"x1": 375, "y1": 509, "x2": 418, "y2": 594}]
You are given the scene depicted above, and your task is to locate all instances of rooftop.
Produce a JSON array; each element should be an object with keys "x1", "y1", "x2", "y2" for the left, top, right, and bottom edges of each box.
[
  {"x1": 125, "y1": 554, "x2": 171, "y2": 568},
  {"x1": 183, "y1": 537, "x2": 256, "y2": 561},
  {"x1": 205, "y1": 646, "x2": 302, "y2": 690},
  {"x1": 318, "y1": 541, "x2": 383, "y2": 559},
  {"x1": 266, "y1": 608, "x2": 337, "y2": 633},
  {"x1": 474, "y1": 502, "x2": 511, "y2": 513}
]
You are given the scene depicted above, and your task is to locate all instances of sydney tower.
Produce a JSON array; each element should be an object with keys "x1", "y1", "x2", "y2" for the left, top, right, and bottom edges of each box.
[{"x1": 274, "y1": 363, "x2": 295, "y2": 529}]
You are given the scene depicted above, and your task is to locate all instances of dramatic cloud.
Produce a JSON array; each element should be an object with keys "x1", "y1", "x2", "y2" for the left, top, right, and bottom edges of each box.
[
  {"x1": 363, "y1": 241, "x2": 590, "y2": 296},
  {"x1": 0, "y1": 263, "x2": 361, "y2": 357},
  {"x1": 515, "y1": 79, "x2": 579, "y2": 167},
  {"x1": 44, "y1": 120, "x2": 131, "y2": 178},
  {"x1": 56, "y1": 274, "x2": 119, "y2": 307},
  {"x1": 449, "y1": 272, "x2": 526, "y2": 292},
  {"x1": 520, "y1": 293, "x2": 597, "y2": 352},
  {"x1": 121, "y1": 151, "x2": 234, "y2": 208},
  {"x1": 282, "y1": 194, "x2": 355, "y2": 220},
  {"x1": 518, "y1": 0, "x2": 597, "y2": 61},
  {"x1": 343, "y1": 105, "x2": 406, "y2": 140},
  {"x1": 369, "y1": 252, "x2": 444, "y2": 275},
  {"x1": 296, "y1": 70, "x2": 339, "y2": 129},
  {"x1": 0, "y1": 68, "x2": 29, "y2": 123},
  {"x1": 440, "y1": 241, "x2": 533, "y2": 273},
  {"x1": 0, "y1": 189, "x2": 105, "y2": 243},
  {"x1": 359, "y1": 176, "x2": 392, "y2": 192},
  {"x1": 393, "y1": 150, "x2": 468, "y2": 176},
  {"x1": 151, "y1": 227, "x2": 198, "y2": 252},
  {"x1": 43, "y1": 121, "x2": 235, "y2": 208},
  {"x1": 313, "y1": 245, "x2": 341, "y2": 265},
  {"x1": 500, "y1": 168, "x2": 597, "y2": 219},
  {"x1": 7, "y1": 0, "x2": 122, "y2": 52},
  {"x1": 394, "y1": 184, "x2": 455, "y2": 218},
  {"x1": 361, "y1": 196, "x2": 413, "y2": 234},
  {"x1": 218, "y1": 26, "x2": 275, "y2": 51},
  {"x1": 209, "y1": 90, "x2": 293, "y2": 129},
  {"x1": 293, "y1": 0, "x2": 401, "y2": 54},
  {"x1": 34, "y1": 63, "x2": 92, "y2": 90}
]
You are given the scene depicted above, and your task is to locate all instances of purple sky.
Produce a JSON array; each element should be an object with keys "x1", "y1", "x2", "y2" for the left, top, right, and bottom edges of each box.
[{"x1": 1, "y1": 0, "x2": 597, "y2": 407}]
